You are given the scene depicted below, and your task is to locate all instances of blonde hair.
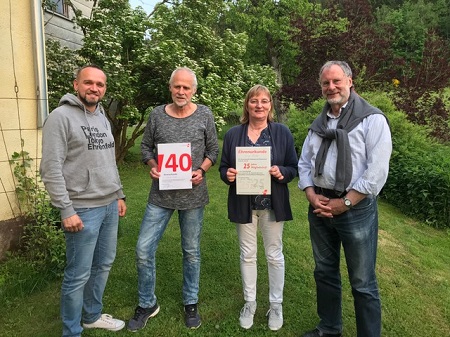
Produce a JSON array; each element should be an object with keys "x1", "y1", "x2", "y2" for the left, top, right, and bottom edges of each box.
[{"x1": 240, "y1": 84, "x2": 274, "y2": 124}]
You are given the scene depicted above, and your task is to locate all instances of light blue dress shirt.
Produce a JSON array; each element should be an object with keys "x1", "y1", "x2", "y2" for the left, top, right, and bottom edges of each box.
[{"x1": 298, "y1": 108, "x2": 392, "y2": 196}]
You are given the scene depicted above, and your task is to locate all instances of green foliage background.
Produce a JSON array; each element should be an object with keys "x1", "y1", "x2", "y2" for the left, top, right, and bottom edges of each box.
[{"x1": 44, "y1": 0, "x2": 450, "y2": 226}]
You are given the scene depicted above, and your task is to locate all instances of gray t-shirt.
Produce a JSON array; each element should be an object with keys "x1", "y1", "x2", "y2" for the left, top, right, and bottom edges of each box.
[{"x1": 141, "y1": 104, "x2": 219, "y2": 210}]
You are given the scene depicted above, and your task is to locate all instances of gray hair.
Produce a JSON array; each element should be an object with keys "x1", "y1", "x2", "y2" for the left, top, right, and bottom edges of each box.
[
  {"x1": 319, "y1": 61, "x2": 353, "y2": 80},
  {"x1": 169, "y1": 67, "x2": 198, "y2": 88}
]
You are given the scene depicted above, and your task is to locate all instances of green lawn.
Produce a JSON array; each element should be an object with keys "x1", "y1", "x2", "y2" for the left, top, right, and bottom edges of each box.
[{"x1": 0, "y1": 148, "x2": 449, "y2": 337}]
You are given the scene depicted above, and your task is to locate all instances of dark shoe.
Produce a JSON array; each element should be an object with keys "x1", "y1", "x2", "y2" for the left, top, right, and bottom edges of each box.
[
  {"x1": 127, "y1": 304, "x2": 160, "y2": 332},
  {"x1": 301, "y1": 328, "x2": 342, "y2": 337},
  {"x1": 184, "y1": 304, "x2": 201, "y2": 329}
]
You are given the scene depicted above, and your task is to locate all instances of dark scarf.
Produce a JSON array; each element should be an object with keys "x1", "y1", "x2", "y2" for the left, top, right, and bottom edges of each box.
[{"x1": 309, "y1": 91, "x2": 385, "y2": 194}]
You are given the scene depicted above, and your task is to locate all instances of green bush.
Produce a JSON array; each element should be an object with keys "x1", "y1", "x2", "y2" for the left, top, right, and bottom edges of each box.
[
  {"x1": 286, "y1": 99, "x2": 325, "y2": 153},
  {"x1": 9, "y1": 150, "x2": 65, "y2": 276},
  {"x1": 287, "y1": 92, "x2": 450, "y2": 228}
]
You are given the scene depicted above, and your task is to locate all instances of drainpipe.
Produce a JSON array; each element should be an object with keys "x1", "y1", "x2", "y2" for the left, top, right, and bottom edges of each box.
[{"x1": 31, "y1": 0, "x2": 49, "y2": 127}]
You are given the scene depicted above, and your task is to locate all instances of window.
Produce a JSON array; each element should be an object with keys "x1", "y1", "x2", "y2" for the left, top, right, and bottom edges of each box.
[{"x1": 47, "y1": 0, "x2": 69, "y2": 17}]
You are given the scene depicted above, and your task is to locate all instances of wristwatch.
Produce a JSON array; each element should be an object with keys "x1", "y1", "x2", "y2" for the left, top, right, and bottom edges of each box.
[
  {"x1": 198, "y1": 167, "x2": 206, "y2": 177},
  {"x1": 343, "y1": 197, "x2": 352, "y2": 209}
]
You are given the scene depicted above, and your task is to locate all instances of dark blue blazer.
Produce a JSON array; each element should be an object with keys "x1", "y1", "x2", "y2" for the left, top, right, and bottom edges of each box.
[{"x1": 219, "y1": 122, "x2": 298, "y2": 223}]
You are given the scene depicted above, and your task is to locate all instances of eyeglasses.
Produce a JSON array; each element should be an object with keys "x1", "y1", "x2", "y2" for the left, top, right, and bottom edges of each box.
[
  {"x1": 320, "y1": 77, "x2": 348, "y2": 88},
  {"x1": 249, "y1": 99, "x2": 271, "y2": 105}
]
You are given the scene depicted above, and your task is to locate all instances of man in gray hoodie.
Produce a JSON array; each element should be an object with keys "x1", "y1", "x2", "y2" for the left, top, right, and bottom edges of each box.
[{"x1": 40, "y1": 65, "x2": 127, "y2": 337}]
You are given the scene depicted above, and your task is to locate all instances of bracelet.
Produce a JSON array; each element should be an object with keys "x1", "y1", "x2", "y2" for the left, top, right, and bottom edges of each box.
[{"x1": 198, "y1": 167, "x2": 206, "y2": 177}]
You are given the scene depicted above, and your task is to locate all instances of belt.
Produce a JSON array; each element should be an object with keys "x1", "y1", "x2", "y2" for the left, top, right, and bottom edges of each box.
[{"x1": 314, "y1": 186, "x2": 347, "y2": 198}]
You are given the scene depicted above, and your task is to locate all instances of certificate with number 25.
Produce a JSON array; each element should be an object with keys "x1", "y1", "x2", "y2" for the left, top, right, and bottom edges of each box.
[{"x1": 235, "y1": 146, "x2": 271, "y2": 195}]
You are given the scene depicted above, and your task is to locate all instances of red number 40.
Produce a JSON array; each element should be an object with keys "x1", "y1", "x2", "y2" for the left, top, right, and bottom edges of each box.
[{"x1": 158, "y1": 153, "x2": 192, "y2": 172}]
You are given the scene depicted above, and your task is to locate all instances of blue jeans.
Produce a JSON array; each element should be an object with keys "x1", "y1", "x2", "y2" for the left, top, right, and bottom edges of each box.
[
  {"x1": 61, "y1": 201, "x2": 119, "y2": 337},
  {"x1": 136, "y1": 203, "x2": 204, "y2": 308},
  {"x1": 308, "y1": 196, "x2": 381, "y2": 337}
]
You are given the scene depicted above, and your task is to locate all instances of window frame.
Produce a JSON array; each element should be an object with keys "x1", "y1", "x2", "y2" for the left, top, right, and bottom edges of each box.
[{"x1": 46, "y1": 0, "x2": 69, "y2": 17}]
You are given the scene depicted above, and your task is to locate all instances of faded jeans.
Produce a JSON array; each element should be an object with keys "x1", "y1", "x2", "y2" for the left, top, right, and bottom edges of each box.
[
  {"x1": 309, "y1": 195, "x2": 381, "y2": 337},
  {"x1": 61, "y1": 201, "x2": 119, "y2": 337},
  {"x1": 136, "y1": 203, "x2": 204, "y2": 308}
]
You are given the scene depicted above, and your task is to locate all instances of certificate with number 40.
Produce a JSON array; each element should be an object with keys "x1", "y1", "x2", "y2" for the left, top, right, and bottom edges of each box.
[
  {"x1": 157, "y1": 143, "x2": 192, "y2": 190},
  {"x1": 236, "y1": 146, "x2": 271, "y2": 195}
]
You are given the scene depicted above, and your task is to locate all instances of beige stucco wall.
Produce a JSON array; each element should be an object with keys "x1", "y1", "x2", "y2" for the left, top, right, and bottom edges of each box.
[
  {"x1": 0, "y1": 1, "x2": 41, "y2": 221},
  {"x1": 0, "y1": 1, "x2": 94, "y2": 258}
]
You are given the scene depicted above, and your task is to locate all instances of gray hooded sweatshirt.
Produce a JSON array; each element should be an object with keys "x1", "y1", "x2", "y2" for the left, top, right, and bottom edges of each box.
[{"x1": 40, "y1": 93, "x2": 125, "y2": 219}]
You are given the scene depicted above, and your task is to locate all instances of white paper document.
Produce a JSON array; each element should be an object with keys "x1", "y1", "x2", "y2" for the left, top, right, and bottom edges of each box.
[
  {"x1": 157, "y1": 143, "x2": 192, "y2": 190},
  {"x1": 235, "y1": 146, "x2": 271, "y2": 195}
]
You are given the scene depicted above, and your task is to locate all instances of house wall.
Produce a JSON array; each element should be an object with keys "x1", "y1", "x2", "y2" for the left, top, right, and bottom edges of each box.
[
  {"x1": 0, "y1": 1, "x2": 94, "y2": 260},
  {"x1": 0, "y1": 1, "x2": 42, "y2": 258},
  {"x1": 44, "y1": 0, "x2": 93, "y2": 49}
]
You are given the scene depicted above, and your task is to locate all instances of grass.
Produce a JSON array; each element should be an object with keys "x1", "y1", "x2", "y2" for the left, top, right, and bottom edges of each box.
[{"x1": 0, "y1": 140, "x2": 449, "y2": 337}]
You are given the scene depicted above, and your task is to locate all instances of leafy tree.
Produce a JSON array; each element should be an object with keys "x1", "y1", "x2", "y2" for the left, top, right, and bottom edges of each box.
[
  {"x1": 45, "y1": 40, "x2": 79, "y2": 111},
  {"x1": 280, "y1": 0, "x2": 450, "y2": 143},
  {"x1": 390, "y1": 31, "x2": 450, "y2": 142},
  {"x1": 435, "y1": 0, "x2": 450, "y2": 39},
  {"x1": 282, "y1": 0, "x2": 397, "y2": 107},
  {"x1": 45, "y1": 0, "x2": 277, "y2": 163},
  {"x1": 224, "y1": 0, "x2": 346, "y2": 120},
  {"x1": 143, "y1": 0, "x2": 277, "y2": 126},
  {"x1": 375, "y1": 0, "x2": 442, "y2": 61},
  {"x1": 368, "y1": 1, "x2": 450, "y2": 142},
  {"x1": 72, "y1": 0, "x2": 153, "y2": 163},
  {"x1": 367, "y1": 0, "x2": 404, "y2": 8},
  {"x1": 224, "y1": 0, "x2": 312, "y2": 83}
]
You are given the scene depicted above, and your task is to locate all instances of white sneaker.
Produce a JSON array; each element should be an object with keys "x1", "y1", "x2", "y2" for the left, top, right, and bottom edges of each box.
[
  {"x1": 239, "y1": 301, "x2": 257, "y2": 329},
  {"x1": 267, "y1": 303, "x2": 283, "y2": 331},
  {"x1": 83, "y1": 313, "x2": 125, "y2": 331}
]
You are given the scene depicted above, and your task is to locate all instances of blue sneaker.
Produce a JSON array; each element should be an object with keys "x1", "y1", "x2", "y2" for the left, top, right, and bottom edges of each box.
[
  {"x1": 127, "y1": 304, "x2": 160, "y2": 332},
  {"x1": 184, "y1": 304, "x2": 201, "y2": 329}
]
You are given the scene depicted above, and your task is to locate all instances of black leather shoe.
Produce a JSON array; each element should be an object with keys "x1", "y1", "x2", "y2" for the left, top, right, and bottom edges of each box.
[{"x1": 301, "y1": 328, "x2": 342, "y2": 337}]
